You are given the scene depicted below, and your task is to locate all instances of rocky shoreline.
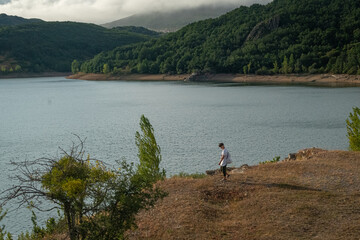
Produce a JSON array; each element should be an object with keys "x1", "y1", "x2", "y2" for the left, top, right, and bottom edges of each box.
[{"x1": 68, "y1": 72, "x2": 360, "y2": 86}]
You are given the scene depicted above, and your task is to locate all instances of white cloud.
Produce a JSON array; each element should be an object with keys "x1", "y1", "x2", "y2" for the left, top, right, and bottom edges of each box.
[{"x1": 0, "y1": 0, "x2": 272, "y2": 24}]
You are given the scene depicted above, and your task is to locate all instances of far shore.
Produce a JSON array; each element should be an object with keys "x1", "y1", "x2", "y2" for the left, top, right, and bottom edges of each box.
[
  {"x1": 67, "y1": 72, "x2": 360, "y2": 86},
  {"x1": 0, "y1": 72, "x2": 71, "y2": 79}
]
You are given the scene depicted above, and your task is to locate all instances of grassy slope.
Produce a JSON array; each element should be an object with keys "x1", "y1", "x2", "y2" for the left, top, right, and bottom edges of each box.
[{"x1": 126, "y1": 149, "x2": 360, "y2": 239}]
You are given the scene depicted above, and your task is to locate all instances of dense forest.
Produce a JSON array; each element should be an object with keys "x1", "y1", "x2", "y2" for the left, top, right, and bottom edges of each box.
[
  {"x1": 81, "y1": 0, "x2": 360, "y2": 75},
  {"x1": 0, "y1": 13, "x2": 43, "y2": 27},
  {"x1": 0, "y1": 20, "x2": 159, "y2": 73}
]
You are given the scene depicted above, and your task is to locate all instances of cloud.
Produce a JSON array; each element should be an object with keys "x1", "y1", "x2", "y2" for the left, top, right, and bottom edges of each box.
[{"x1": 0, "y1": 0, "x2": 272, "y2": 24}]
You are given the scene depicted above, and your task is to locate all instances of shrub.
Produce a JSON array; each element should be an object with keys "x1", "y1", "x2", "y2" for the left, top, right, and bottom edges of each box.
[
  {"x1": 346, "y1": 107, "x2": 360, "y2": 151},
  {"x1": 259, "y1": 156, "x2": 281, "y2": 164}
]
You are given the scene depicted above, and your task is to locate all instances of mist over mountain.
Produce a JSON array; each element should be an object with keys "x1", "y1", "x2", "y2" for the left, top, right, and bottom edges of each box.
[
  {"x1": 102, "y1": 2, "x2": 275, "y2": 32},
  {"x1": 0, "y1": 0, "x2": 273, "y2": 24},
  {"x1": 102, "y1": 4, "x2": 239, "y2": 32}
]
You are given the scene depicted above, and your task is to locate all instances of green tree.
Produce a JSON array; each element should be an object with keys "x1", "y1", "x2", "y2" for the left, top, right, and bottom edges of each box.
[
  {"x1": 281, "y1": 56, "x2": 289, "y2": 74},
  {"x1": 71, "y1": 60, "x2": 80, "y2": 74},
  {"x1": 137, "y1": 60, "x2": 149, "y2": 73},
  {"x1": 102, "y1": 63, "x2": 110, "y2": 74},
  {"x1": 14, "y1": 65, "x2": 21, "y2": 72},
  {"x1": 243, "y1": 65, "x2": 247, "y2": 74},
  {"x1": 272, "y1": 60, "x2": 279, "y2": 73},
  {"x1": 346, "y1": 107, "x2": 360, "y2": 151},
  {"x1": 135, "y1": 115, "x2": 165, "y2": 183},
  {"x1": 294, "y1": 59, "x2": 302, "y2": 73},
  {"x1": 247, "y1": 61, "x2": 252, "y2": 74},
  {"x1": 289, "y1": 54, "x2": 295, "y2": 73},
  {"x1": 40, "y1": 142, "x2": 114, "y2": 239}
]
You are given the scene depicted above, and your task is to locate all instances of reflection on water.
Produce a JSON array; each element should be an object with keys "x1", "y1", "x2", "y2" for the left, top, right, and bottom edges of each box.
[{"x1": 0, "y1": 77, "x2": 360, "y2": 234}]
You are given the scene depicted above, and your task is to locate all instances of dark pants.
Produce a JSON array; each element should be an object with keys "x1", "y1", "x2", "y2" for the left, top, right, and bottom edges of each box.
[{"x1": 221, "y1": 165, "x2": 227, "y2": 177}]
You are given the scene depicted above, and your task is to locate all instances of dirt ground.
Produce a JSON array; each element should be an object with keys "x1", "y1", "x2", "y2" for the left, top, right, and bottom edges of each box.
[{"x1": 126, "y1": 149, "x2": 360, "y2": 240}]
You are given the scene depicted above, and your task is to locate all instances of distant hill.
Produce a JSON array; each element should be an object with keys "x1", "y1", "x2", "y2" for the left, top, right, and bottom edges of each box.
[
  {"x1": 102, "y1": 4, "x2": 240, "y2": 32},
  {"x1": 0, "y1": 13, "x2": 43, "y2": 27},
  {"x1": 82, "y1": 0, "x2": 360, "y2": 75},
  {"x1": 113, "y1": 26, "x2": 161, "y2": 36},
  {"x1": 0, "y1": 21, "x2": 158, "y2": 73}
]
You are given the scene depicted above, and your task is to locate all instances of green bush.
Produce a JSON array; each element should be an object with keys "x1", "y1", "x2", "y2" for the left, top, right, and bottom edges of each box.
[
  {"x1": 259, "y1": 156, "x2": 281, "y2": 165},
  {"x1": 346, "y1": 107, "x2": 360, "y2": 151}
]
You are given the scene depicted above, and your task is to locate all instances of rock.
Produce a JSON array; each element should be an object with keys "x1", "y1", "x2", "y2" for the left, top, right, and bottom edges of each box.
[
  {"x1": 184, "y1": 72, "x2": 200, "y2": 81},
  {"x1": 245, "y1": 15, "x2": 280, "y2": 42},
  {"x1": 231, "y1": 168, "x2": 245, "y2": 174},
  {"x1": 206, "y1": 170, "x2": 217, "y2": 176},
  {"x1": 296, "y1": 148, "x2": 325, "y2": 160},
  {"x1": 239, "y1": 164, "x2": 249, "y2": 170},
  {"x1": 289, "y1": 153, "x2": 296, "y2": 160},
  {"x1": 283, "y1": 148, "x2": 326, "y2": 161}
]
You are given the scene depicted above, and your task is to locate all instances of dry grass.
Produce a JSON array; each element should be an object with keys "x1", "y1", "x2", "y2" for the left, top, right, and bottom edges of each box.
[{"x1": 126, "y1": 149, "x2": 360, "y2": 240}]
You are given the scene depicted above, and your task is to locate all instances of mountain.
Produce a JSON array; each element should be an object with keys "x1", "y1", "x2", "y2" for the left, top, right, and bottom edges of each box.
[
  {"x1": 0, "y1": 13, "x2": 43, "y2": 27},
  {"x1": 82, "y1": 0, "x2": 360, "y2": 76},
  {"x1": 102, "y1": 4, "x2": 240, "y2": 32},
  {"x1": 0, "y1": 21, "x2": 159, "y2": 73}
]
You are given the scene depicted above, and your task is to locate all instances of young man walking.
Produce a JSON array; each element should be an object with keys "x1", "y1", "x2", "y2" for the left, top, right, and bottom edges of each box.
[{"x1": 218, "y1": 143, "x2": 230, "y2": 181}]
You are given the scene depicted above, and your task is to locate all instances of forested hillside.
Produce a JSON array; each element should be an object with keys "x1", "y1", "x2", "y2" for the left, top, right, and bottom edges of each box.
[
  {"x1": 0, "y1": 22, "x2": 158, "y2": 73},
  {"x1": 0, "y1": 13, "x2": 43, "y2": 27},
  {"x1": 81, "y1": 0, "x2": 360, "y2": 75}
]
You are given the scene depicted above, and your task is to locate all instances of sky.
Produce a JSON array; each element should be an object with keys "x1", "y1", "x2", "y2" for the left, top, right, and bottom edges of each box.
[{"x1": 0, "y1": 0, "x2": 272, "y2": 24}]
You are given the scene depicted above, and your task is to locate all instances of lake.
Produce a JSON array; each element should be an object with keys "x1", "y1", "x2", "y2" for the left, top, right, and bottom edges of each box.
[{"x1": 1, "y1": 76, "x2": 360, "y2": 234}]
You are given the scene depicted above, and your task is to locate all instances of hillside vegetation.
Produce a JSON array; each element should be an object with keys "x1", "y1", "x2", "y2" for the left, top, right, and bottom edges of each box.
[
  {"x1": 126, "y1": 149, "x2": 360, "y2": 239},
  {"x1": 0, "y1": 22, "x2": 158, "y2": 73},
  {"x1": 0, "y1": 13, "x2": 43, "y2": 27},
  {"x1": 81, "y1": 0, "x2": 360, "y2": 75}
]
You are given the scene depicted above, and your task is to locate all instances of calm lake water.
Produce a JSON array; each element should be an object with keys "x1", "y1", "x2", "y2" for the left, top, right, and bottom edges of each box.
[{"x1": 1, "y1": 76, "x2": 360, "y2": 234}]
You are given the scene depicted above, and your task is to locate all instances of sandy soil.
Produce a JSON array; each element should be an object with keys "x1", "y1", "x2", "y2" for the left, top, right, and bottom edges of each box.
[
  {"x1": 126, "y1": 148, "x2": 360, "y2": 240},
  {"x1": 67, "y1": 73, "x2": 360, "y2": 86}
]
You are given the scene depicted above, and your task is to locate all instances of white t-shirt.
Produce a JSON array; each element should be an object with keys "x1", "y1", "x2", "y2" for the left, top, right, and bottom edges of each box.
[{"x1": 220, "y1": 148, "x2": 230, "y2": 166}]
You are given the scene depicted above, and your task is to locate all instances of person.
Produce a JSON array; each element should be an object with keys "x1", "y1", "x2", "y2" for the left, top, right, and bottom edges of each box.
[{"x1": 218, "y1": 143, "x2": 230, "y2": 181}]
